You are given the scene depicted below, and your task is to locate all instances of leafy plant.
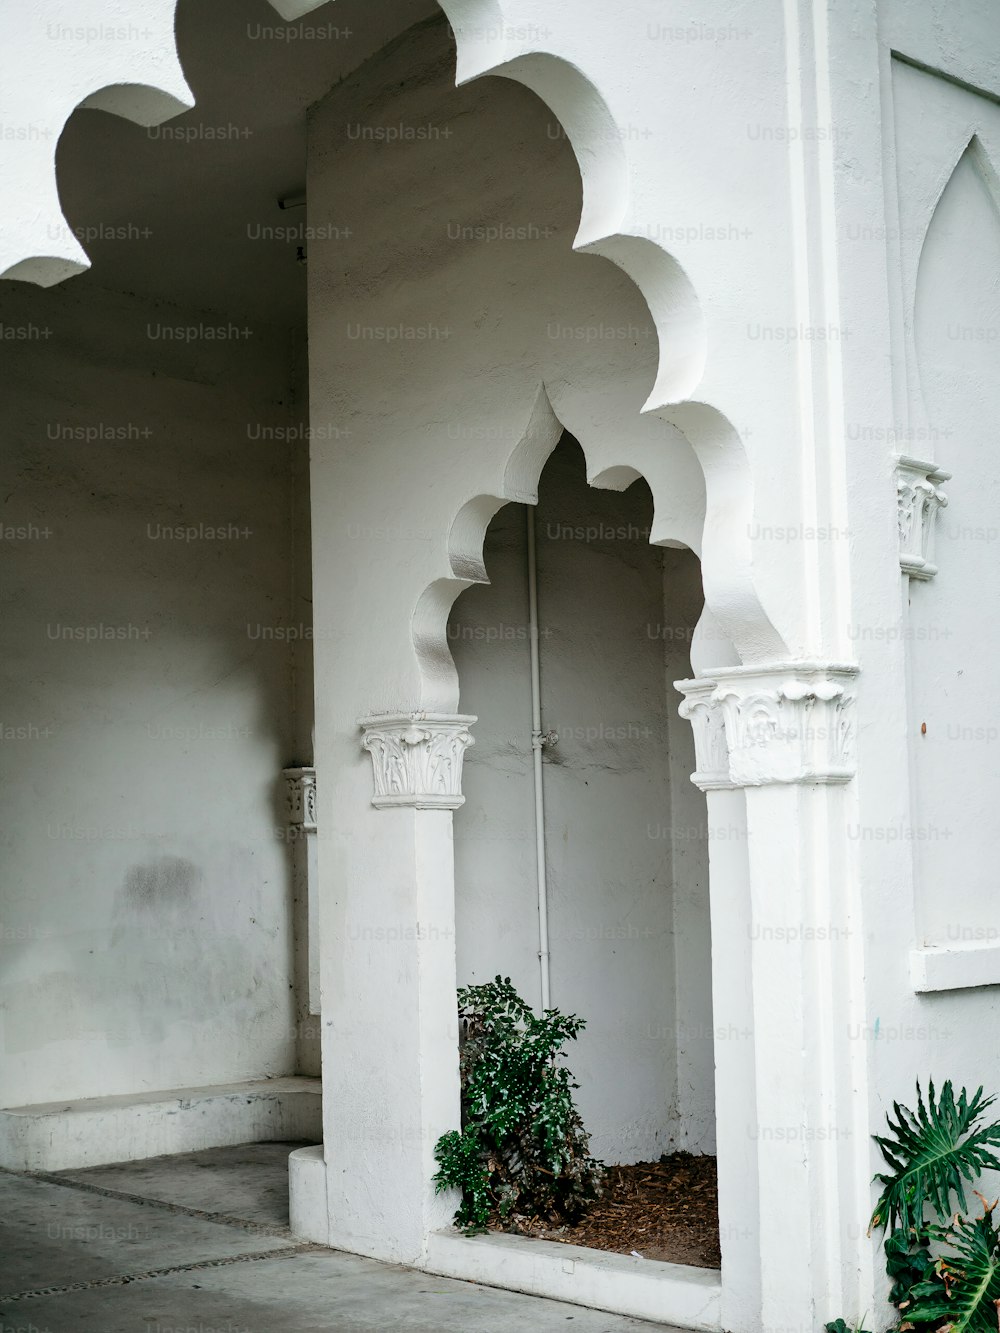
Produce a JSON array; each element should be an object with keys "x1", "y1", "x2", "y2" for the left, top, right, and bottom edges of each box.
[
  {"x1": 825, "y1": 1319, "x2": 873, "y2": 1333},
  {"x1": 832, "y1": 1080, "x2": 1000, "y2": 1333},
  {"x1": 433, "y1": 976, "x2": 604, "y2": 1233},
  {"x1": 884, "y1": 1225, "x2": 937, "y2": 1325},
  {"x1": 907, "y1": 1207, "x2": 1000, "y2": 1333},
  {"x1": 870, "y1": 1082, "x2": 1000, "y2": 1235}
]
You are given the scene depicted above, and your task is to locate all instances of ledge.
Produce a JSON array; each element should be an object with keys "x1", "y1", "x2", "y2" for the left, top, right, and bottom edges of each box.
[
  {"x1": 423, "y1": 1228, "x2": 721, "y2": 1330},
  {"x1": 0, "y1": 1076, "x2": 321, "y2": 1171},
  {"x1": 910, "y1": 943, "x2": 1000, "y2": 993}
]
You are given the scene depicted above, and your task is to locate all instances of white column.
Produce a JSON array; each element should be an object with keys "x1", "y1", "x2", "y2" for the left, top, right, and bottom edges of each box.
[
  {"x1": 677, "y1": 663, "x2": 867, "y2": 1333},
  {"x1": 676, "y1": 680, "x2": 759, "y2": 1331},
  {"x1": 312, "y1": 712, "x2": 474, "y2": 1263}
]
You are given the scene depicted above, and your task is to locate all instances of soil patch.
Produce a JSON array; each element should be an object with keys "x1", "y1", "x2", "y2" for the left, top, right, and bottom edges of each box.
[{"x1": 498, "y1": 1152, "x2": 720, "y2": 1269}]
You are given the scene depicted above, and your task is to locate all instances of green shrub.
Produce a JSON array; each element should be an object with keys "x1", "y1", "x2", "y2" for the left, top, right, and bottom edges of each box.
[
  {"x1": 433, "y1": 976, "x2": 605, "y2": 1233},
  {"x1": 831, "y1": 1079, "x2": 1000, "y2": 1333}
]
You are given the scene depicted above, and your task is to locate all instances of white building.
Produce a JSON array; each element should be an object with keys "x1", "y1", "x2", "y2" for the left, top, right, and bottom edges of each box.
[{"x1": 1, "y1": 1, "x2": 997, "y2": 1330}]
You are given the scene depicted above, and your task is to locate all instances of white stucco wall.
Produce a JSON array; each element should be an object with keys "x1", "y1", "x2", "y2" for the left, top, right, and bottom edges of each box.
[
  {"x1": 909, "y1": 131, "x2": 1000, "y2": 950},
  {"x1": 0, "y1": 276, "x2": 312, "y2": 1104},
  {"x1": 450, "y1": 439, "x2": 713, "y2": 1164}
]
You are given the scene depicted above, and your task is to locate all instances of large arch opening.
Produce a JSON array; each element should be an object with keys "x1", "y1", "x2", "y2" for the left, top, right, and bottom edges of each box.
[{"x1": 449, "y1": 431, "x2": 720, "y2": 1267}]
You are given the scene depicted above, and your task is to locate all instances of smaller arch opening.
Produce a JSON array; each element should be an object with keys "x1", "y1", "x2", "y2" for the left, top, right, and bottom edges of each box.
[{"x1": 448, "y1": 432, "x2": 721, "y2": 1269}]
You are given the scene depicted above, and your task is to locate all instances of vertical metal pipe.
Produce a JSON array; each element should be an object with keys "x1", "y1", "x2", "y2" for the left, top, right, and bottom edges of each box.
[{"x1": 526, "y1": 504, "x2": 551, "y2": 1011}]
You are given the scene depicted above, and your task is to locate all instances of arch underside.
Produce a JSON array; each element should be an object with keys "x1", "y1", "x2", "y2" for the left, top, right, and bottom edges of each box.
[{"x1": 1, "y1": 0, "x2": 787, "y2": 673}]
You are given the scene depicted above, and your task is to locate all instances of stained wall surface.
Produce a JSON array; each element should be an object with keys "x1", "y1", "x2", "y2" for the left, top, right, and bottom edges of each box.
[{"x1": 0, "y1": 277, "x2": 312, "y2": 1104}]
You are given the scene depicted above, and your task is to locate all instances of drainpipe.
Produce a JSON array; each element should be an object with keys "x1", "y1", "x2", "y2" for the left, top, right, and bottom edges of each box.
[{"x1": 526, "y1": 505, "x2": 555, "y2": 1011}]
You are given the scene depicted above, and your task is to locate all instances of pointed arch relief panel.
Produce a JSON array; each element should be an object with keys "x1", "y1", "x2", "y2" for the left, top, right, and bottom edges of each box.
[
  {"x1": 906, "y1": 119, "x2": 1000, "y2": 975},
  {"x1": 891, "y1": 57, "x2": 1000, "y2": 439}
]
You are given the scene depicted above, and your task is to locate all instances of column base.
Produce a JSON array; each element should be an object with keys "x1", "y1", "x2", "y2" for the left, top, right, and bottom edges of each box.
[{"x1": 289, "y1": 1144, "x2": 329, "y2": 1244}]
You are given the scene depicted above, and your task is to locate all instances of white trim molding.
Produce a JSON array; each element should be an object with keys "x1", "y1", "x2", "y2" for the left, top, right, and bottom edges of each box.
[
  {"x1": 359, "y1": 713, "x2": 476, "y2": 810},
  {"x1": 910, "y1": 943, "x2": 1000, "y2": 993},
  {"x1": 896, "y1": 455, "x2": 950, "y2": 580},
  {"x1": 677, "y1": 663, "x2": 859, "y2": 788}
]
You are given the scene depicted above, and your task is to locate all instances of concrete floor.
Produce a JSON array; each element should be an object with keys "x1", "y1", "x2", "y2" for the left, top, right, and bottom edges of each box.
[{"x1": 0, "y1": 1142, "x2": 677, "y2": 1332}]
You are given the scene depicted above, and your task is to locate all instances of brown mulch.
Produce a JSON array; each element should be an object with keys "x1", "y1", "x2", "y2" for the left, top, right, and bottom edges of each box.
[{"x1": 497, "y1": 1152, "x2": 720, "y2": 1269}]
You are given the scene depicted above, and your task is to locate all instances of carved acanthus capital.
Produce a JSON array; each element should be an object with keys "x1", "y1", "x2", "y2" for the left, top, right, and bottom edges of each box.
[
  {"x1": 675, "y1": 678, "x2": 733, "y2": 791},
  {"x1": 896, "y1": 455, "x2": 950, "y2": 580},
  {"x1": 283, "y1": 767, "x2": 317, "y2": 831},
  {"x1": 705, "y1": 662, "x2": 858, "y2": 787},
  {"x1": 359, "y1": 713, "x2": 476, "y2": 810}
]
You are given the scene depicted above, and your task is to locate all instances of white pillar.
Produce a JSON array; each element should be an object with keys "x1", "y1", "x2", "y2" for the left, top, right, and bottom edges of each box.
[
  {"x1": 677, "y1": 663, "x2": 868, "y2": 1333},
  {"x1": 676, "y1": 680, "x2": 759, "y2": 1331},
  {"x1": 307, "y1": 713, "x2": 474, "y2": 1263}
]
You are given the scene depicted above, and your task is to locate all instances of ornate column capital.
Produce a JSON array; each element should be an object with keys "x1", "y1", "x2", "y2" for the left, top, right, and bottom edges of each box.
[
  {"x1": 674, "y1": 678, "x2": 733, "y2": 791},
  {"x1": 677, "y1": 665, "x2": 858, "y2": 788},
  {"x1": 359, "y1": 712, "x2": 476, "y2": 810},
  {"x1": 707, "y1": 662, "x2": 858, "y2": 787},
  {"x1": 896, "y1": 454, "x2": 950, "y2": 581},
  {"x1": 283, "y1": 766, "x2": 317, "y2": 831}
]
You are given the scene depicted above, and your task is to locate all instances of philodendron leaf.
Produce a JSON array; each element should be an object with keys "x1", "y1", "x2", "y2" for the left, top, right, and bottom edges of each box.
[
  {"x1": 907, "y1": 1206, "x2": 1000, "y2": 1333},
  {"x1": 870, "y1": 1081, "x2": 1000, "y2": 1235}
]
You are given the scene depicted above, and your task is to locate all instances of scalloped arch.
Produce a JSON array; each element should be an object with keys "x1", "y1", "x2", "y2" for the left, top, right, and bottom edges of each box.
[
  {"x1": 411, "y1": 385, "x2": 742, "y2": 712},
  {"x1": 2, "y1": 0, "x2": 785, "y2": 670},
  {"x1": 663, "y1": 401, "x2": 785, "y2": 662},
  {"x1": 0, "y1": 1, "x2": 192, "y2": 285},
  {"x1": 434, "y1": 29, "x2": 709, "y2": 409}
]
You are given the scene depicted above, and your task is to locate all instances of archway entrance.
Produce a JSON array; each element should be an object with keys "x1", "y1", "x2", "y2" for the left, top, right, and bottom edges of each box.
[{"x1": 449, "y1": 433, "x2": 719, "y2": 1269}]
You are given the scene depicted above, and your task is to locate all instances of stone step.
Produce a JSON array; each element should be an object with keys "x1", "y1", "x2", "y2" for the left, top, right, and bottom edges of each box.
[{"x1": 0, "y1": 1076, "x2": 321, "y2": 1172}]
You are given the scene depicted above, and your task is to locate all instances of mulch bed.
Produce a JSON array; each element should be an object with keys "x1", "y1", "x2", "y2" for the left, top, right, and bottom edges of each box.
[{"x1": 497, "y1": 1152, "x2": 720, "y2": 1269}]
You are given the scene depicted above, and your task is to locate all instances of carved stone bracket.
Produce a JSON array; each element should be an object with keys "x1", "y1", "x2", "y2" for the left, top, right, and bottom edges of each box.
[
  {"x1": 675, "y1": 678, "x2": 733, "y2": 791},
  {"x1": 896, "y1": 455, "x2": 950, "y2": 580},
  {"x1": 676, "y1": 663, "x2": 859, "y2": 788},
  {"x1": 359, "y1": 713, "x2": 476, "y2": 810},
  {"x1": 284, "y1": 767, "x2": 317, "y2": 831}
]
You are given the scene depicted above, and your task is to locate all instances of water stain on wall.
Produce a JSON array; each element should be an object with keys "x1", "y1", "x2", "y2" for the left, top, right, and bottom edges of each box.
[{"x1": 122, "y1": 856, "x2": 200, "y2": 910}]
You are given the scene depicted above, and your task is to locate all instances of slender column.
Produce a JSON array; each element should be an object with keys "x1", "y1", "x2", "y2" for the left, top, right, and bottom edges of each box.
[
  {"x1": 284, "y1": 766, "x2": 319, "y2": 1016},
  {"x1": 313, "y1": 712, "x2": 474, "y2": 1263},
  {"x1": 676, "y1": 680, "x2": 759, "y2": 1332},
  {"x1": 677, "y1": 663, "x2": 867, "y2": 1333}
]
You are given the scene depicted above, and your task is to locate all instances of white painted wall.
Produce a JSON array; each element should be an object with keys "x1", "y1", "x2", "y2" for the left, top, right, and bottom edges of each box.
[
  {"x1": 450, "y1": 439, "x2": 713, "y2": 1164},
  {"x1": 0, "y1": 276, "x2": 314, "y2": 1104},
  {"x1": 909, "y1": 137, "x2": 1000, "y2": 950}
]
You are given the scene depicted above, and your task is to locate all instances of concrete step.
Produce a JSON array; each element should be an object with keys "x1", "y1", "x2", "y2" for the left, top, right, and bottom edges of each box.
[{"x1": 0, "y1": 1076, "x2": 321, "y2": 1172}]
